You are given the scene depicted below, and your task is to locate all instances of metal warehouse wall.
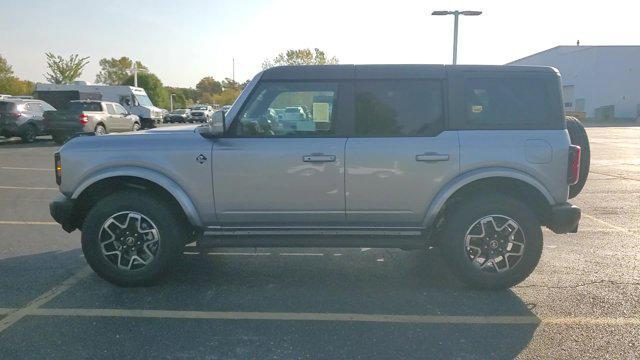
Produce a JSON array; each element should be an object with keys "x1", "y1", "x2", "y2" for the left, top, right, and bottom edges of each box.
[{"x1": 509, "y1": 46, "x2": 640, "y2": 120}]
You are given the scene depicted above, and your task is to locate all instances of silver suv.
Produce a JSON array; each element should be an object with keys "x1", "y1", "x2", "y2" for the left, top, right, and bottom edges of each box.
[{"x1": 50, "y1": 65, "x2": 583, "y2": 289}]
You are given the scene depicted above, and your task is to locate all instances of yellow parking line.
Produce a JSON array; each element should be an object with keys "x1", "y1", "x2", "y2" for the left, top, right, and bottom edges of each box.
[
  {"x1": 0, "y1": 185, "x2": 57, "y2": 190},
  {"x1": 1, "y1": 166, "x2": 53, "y2": 171},
  {"x1": 0, "y1": 221, "x2": 58, "y2": 225},
  {"x1": 582, "y1": 213, "x2": 637, "y2": 235},
  {"x1": 0, "y1": 267, "x2": 91, "y2": 333},
  {"x1": 27, "y1": 308, "x2": 640, "y2": 326}
]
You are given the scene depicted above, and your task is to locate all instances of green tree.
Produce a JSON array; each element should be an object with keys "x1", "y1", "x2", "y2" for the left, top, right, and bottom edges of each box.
[
  {"x1": 196, "y1": 76, "x2": 222, "y2": 95},
  {"x1": 122, "y1": 72, "x2": 169, "y2": 109},
  {"x1": 262, "y1": 48, "x2": 338, "y2": 69},
  {"x1": 95, "y1": 57, "x2": 147, "y2": 85},
  {"x1": 0, "y1": 54, "x2": 35, "y2": 96},
  {"x1": 0, "y1": 54, "x2": 13, "y2": 79},
  {"x1": 44, "y1": 53, "x2": 90, "y2": 84}
]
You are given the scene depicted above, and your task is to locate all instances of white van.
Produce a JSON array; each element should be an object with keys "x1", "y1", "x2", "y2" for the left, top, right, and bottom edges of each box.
[{"x1": 35, "y1": 81, "x2": 164, "y2": 128}]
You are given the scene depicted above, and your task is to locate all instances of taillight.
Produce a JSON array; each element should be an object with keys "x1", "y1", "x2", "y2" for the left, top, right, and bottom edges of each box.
[
  {"x1": 10, "y1": 111, "x2": 21, "y2": 119},
  {"x1": 79, "y1": 113, "x2": 88, "y2": 125},
  {"x1": 54, "y1": 152, "x2": 62, "y2": 185},
  {"x1": 568, "y1": 145, "x2": 581, "y2": 185}
]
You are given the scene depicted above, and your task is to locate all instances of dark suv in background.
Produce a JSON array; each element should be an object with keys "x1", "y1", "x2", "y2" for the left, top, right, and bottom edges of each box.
[{"x1": 0, "y1": 98, "x2": 56, "y2": 143}]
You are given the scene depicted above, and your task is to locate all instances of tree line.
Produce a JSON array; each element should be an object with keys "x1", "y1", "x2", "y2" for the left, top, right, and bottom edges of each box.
[{"x1": 0, "y1": 48, "x2": 338, "y2": 109}]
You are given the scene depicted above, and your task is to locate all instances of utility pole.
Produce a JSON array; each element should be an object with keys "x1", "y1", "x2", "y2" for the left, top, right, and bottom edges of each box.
[
  {"x1": 170, "y1": 93, "x2": 176, "y2": 112},
  {"x1": 232, "y1": 58, "x2": 235, "y2": 82},
  {"x1": 431, "y1": 10, "x2": 482, "y2": 65},
  {"x1": 129, "y1": 62, "x2": 148, "y2": 87}
]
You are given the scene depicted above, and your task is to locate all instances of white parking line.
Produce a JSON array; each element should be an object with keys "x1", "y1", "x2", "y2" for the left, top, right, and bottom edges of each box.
[
  {"x1": 0, "y1": 308, "x2": 16, "y2": 315},
  {"x1": 0, "y1": 267, "x2": 91, "y2": 333},
  {"x1": 208, "y1": 252, "x2": 271, "y2": 256},
  {"x1": 279, "y1": 253, "x2": 324, "y2": 256},
  {"x1": 0, "y1": 185, "x2": 58, "y2": 190},
  {"x1": 26, "y1": 308, "x2": 640, "y2": 326},
  {"x1": 0, "y1": 220, "x2": 58, "y2": 225},
  {"x1": 1, "y1": 166, "x2": 53, "y2": 171}
]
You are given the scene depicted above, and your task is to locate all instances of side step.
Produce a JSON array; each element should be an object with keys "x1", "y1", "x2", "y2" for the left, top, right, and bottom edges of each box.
[{"x1": 198, "y1": 228, "x2": 427, "y2": 249}]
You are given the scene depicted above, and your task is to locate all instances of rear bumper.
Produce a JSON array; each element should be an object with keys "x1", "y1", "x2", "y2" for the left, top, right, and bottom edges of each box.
[
  {"x1": 547, "y1": 202, "x2": 581, "y2": 234},
  {"x1": 49, "y1": 194, "x2": 77, "y2": 233}
]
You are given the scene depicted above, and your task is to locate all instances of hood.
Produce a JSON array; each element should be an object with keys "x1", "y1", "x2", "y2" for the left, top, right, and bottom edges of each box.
[{"x1": 143, "y1": 124, "x2": 200, "y2": 133}]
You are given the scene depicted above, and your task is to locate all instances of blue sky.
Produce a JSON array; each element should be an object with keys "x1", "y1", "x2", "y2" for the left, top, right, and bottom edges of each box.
[{"x1": 1, "y1": 0, "x2": 638, "y2": 87}]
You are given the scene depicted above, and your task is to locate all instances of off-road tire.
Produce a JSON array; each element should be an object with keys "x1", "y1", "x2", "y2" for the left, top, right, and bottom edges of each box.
[
  {"x1": 81, "y1": 191, "x2": 186, "y2": 286},
  {"x1": 441, "y1": 193, "x2": 543, "y2": 290}
]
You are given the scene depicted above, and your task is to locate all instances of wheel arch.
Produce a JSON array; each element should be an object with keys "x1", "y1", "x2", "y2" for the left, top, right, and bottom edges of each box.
[
  {"x1": 423, "y1": 167, "x2": 555, "y2": 230},
  {"x1": 71, "y1": 167, "x2": 202, "y2": 229}
]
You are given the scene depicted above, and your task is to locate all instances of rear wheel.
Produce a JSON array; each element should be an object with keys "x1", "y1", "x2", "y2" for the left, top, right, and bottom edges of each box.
[
  {"x1": 95, "y1": 124, "x2": 106, "y2": 135},
  {"x1": 81, "y1": 191, "x2": 186, "y2": 286},
  {"x1": 52, "y1": 133, "x2": 67, "y2": 145},
  {"x1": 566, "y1": 116, "x2": 590, "y2": 198},
  {"x1": 441, "y1": 194, "x2": 543, "y2": 290},
  {"x1": 20, "y1": 124, "x2": 37, "y2": 143}
]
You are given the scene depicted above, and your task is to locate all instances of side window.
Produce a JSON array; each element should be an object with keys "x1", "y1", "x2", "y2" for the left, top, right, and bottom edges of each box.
[
  {"x1": 233, "y1": 82, "x2": 337, "y2": 137},
  {"x1": 355, "y1": 80, "x2": 443, "y2": 137},
  {"x1": 114, "y1": 104, "x2": 128, "y2": 115},
  {"x1": 27, "y1": 103, "x2": 43, "y2": 113},
  {"x1": 463, "y1": 77, "x2": 552, "y2": 127},
  {"x1": 106, "y1": 104, "x2": 117, "y2": 115}
]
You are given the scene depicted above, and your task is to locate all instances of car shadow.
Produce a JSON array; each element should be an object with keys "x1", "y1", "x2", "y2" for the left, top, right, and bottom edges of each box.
[
  {"x1": 0, "y1": 136, "x2": 57, "y2": 148},
  {"x1": 0, "y1": 247, "x2": 542, "y2": 358}
]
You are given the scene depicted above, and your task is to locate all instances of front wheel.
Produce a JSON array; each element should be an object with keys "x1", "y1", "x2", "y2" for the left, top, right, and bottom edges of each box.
[
  {"x1": 81, "y1": 191, "x2": 187, "y2": 286},
  {"x1": 132, "y1": 122, "x2": 141, "y2": 131},
  {"x1": 440, "y1": 194, "x2": 543, "y2": 290},
  {"x1": 21, "y1": 124, "x2": 37, "y2": 143}
]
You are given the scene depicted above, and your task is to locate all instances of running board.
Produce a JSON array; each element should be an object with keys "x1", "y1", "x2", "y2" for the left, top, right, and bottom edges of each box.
[{"x1": 199, "y1": 228, "x2": 426, "y2": 249}]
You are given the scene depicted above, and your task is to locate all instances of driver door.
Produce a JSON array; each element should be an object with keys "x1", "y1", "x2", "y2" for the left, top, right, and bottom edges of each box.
[{"x1": 211, "y1": 81, "x2": 347, "y2": 227}]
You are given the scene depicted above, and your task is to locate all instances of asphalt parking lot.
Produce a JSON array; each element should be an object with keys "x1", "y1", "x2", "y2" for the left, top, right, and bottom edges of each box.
[{"x1": 0, "y1": 127, "x2": 638, "y2": 359}]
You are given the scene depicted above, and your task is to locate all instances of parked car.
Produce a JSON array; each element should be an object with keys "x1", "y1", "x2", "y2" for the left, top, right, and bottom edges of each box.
[
  {"x1": 44, "y1": 100, "x2": 141, "y2": 144},
  {"x1": 36, "y1": 82, "x2": 163, "y2": 129},
  {"x1": 0, "y1": 98, "x2": 56, "y2": 143},
  {"x1": 50, "y1": 64, "x2": 587, "y2": 289},
  {"x1": 220, "y1": 105, "x2": 232, "y2": 113},
  {"x1": 164, "y1": 109, "x2": 190, "y2": 123},
  {"x1": 188, "y1": 104, "x2": 213, "y2": 123}
]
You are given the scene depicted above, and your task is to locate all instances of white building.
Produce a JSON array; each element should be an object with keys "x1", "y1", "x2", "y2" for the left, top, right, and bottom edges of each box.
[{"x1": 508, "y1": 46, "x2": 640, "y2": 121}]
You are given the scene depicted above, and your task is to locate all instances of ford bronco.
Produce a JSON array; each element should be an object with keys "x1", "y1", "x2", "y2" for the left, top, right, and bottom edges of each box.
[{"x1": 50, "y1": 65, "x2": 584, "y2": 289}]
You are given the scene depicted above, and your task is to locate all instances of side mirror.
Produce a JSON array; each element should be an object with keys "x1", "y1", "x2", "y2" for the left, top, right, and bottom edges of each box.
[{"x1": 207, "y1": 110, "x2": 225, "y2": 137}]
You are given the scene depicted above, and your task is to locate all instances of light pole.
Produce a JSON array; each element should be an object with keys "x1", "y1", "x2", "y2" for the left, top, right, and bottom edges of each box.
[
  {"x1": 170, "y1": 93, "x2": 176, "y2": 112},
  {"x1": 431, "y1": 10, "x2": 482, "y2": 65}
]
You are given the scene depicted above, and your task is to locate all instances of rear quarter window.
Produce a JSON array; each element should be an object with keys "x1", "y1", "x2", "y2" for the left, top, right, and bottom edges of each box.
[
  {"x1": 0, "y1": 101, "x2": 17, "y2": 112},
  {"x1": 451, "y1": 75, "x2": 564, "y2": 130},
  {"x1": 70, "y1": 102, "x2": 103, "y2": 112}
]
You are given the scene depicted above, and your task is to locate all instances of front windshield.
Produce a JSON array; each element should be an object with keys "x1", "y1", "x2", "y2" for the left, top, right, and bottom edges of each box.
[{"x1": 134, "y1": 94, "x2": 154, "y2": 107}]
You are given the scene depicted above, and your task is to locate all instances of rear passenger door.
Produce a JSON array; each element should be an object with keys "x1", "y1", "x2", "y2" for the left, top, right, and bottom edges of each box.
[{"x1": 345, "y1": 78, "x2": 460, "y2": 227}]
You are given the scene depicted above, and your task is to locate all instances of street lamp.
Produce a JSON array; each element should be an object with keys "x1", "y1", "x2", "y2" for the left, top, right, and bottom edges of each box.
[
  {"x1": 170, "y1": 93, "x2": 176, "y2": 112},
  {"x1": 431, "y1": 10, "x2": 482, "y2": 65}
]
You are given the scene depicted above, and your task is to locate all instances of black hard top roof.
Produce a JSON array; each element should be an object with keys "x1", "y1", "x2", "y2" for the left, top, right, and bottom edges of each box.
[{"x1": 260, "y1": 64, "x2": 557, "y2": 80}]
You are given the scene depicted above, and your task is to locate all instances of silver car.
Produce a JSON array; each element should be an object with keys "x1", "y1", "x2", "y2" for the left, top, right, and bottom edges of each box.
[{"x1": 50, "y1": 65, "x2": 584, "y2": 289}]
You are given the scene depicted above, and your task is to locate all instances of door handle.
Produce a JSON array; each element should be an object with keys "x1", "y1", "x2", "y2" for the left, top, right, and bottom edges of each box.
[
  {"x1": 415, "y1": 152, "x2": 449, "y2": 162},
  {"x1": 303, "y1": 153, "x2": 336, "y2": 163}
]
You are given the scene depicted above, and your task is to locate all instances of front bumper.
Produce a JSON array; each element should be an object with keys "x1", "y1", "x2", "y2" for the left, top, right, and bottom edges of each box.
[
  {"x1": 547, "y1": 202, "x2": 581, "y2": 234},
  {"x1": 50, "y1": 194, "x2": 77, "y2": 233}
]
